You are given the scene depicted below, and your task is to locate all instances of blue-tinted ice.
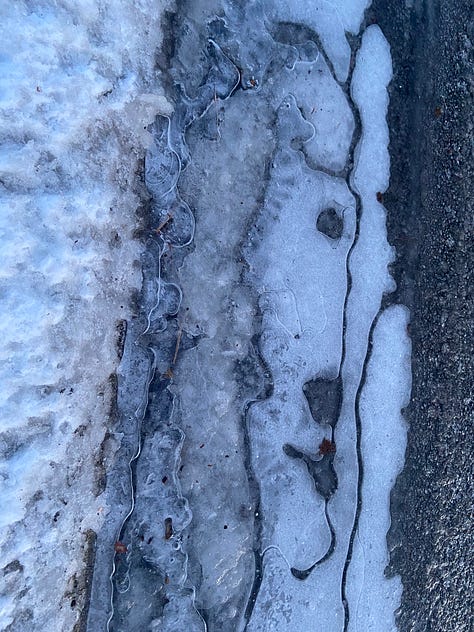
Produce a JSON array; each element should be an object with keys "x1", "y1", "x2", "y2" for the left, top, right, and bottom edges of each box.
[{"x1": 87, "y1": 3, "x2": 409, "y2": 632}]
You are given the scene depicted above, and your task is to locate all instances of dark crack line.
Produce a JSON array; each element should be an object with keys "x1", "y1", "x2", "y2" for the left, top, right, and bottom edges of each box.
[
  {"x1": 339, "y1": 14, "x2": 394, "y2": 631},
  {"x1": 240, "y1": 336, "x2": 274, "y2": 631},
  {"x1": 278, "y1": 22, "x2": 363, "y2": 589},
  {"x1": 290, "y1": 503, "x2": 337, "y2": 580},
  {"x1": 340, "y1": 308, "x2": 384, "y2": 630},
  {"x1": 299, "y1": 147, "x2": 348, "y2": 181},
  {"x1": 239, "y1": 160, "x2": 275, "y2": 631},
  {"x1": 338, "y1": 33, "x2": 366, "y2": 632}
]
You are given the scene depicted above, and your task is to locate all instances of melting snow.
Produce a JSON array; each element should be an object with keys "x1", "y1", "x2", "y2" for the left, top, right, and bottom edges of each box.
[{"x1": 0, "y1": 1, "x2": 172, "y2": 629}]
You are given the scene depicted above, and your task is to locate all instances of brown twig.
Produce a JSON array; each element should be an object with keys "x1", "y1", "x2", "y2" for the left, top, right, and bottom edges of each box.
[
  {"x1": 172, "y1": 327, "x2": 183, "y2": 365},
  {"x1": 154, "y1": 213, "x2": 173, "y2": 234}
]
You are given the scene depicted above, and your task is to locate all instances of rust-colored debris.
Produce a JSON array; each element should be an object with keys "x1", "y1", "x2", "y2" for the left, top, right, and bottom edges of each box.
[
  {"x1": 114, "y1": 541, "x2": 127, "y2": 554},
  {"x1": 318, "y1": 438, "x2": 336, "y2": 455}
]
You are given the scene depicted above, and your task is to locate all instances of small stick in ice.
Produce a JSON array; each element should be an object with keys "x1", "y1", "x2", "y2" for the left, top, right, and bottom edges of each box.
[
  {"x1": 154, "y1": 213, "x2": 173, "y2": 234},
  {"x1": 172, "y1": 327, "x2": 183, "y2": 365}
]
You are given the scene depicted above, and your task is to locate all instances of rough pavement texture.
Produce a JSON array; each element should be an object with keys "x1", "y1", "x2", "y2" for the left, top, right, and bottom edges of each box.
[{"x1": 370, "y1": 1, "x2": 474, "y2": 630}]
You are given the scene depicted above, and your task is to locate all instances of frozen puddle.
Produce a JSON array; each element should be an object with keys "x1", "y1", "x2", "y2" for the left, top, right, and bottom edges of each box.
[{"x1": 87, "y1": 1, "x2": 412, "y2": 631}]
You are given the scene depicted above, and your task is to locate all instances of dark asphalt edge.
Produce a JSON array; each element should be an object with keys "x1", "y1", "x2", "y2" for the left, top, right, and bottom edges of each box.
[{"x1": 368, "y1": 2, "x2": 474, "y2": 631}]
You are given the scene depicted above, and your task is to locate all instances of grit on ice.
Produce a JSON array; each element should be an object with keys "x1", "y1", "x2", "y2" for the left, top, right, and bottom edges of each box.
[{"x1": 0, "y1": 1, "x2": 411, "y2": 631}]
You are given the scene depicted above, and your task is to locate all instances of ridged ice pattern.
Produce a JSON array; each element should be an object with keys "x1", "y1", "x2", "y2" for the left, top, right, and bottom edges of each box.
[{"x1": 87, "y1": 2, "x2": 411, "y2": 632}]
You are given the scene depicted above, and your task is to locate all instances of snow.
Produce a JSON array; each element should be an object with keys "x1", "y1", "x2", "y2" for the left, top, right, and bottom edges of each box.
[
  {"x1": 345, "y1": 305, "x2": 411, "y2": 632},
  {"x1": 0, "y1": 1, "x2": 173, "y2": 630}
]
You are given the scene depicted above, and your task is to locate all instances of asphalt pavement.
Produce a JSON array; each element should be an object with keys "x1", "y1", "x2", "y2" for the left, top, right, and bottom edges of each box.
[{"x1": 369, "y1": 2, "x2": 473, "y2": 630}]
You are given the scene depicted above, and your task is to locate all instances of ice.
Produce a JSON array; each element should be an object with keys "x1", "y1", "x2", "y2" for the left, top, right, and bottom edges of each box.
[
  {"x1": 345, "y1": 306, "x2": 411, "y2": 632},
  {"x1": 0, "y1": 1, "x2": 412, "y2": 630},
  {"x1": 243, "y1": 96, "x2": 356, "y2": 584},
  {"x1": 207, "y1": 2, "x2": 291, "y2": 89},
  {"x1": 145, "y1": 118, "x2": 181, "y2": 200},
  {"x1": 263, "y1": 49, "x2": 354, "y2": 173},
  {"x1": 265, "y1": 0, "x2": 371, "y2": 81},
  {"x1": 96, "y1": 4, "x2": 411, "y2": 631}
]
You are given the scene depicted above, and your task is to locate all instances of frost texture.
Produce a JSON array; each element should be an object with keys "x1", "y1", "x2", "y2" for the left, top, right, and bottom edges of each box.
[{"x1": 88, "y1": 3, "x2": 411, "y2": 632}]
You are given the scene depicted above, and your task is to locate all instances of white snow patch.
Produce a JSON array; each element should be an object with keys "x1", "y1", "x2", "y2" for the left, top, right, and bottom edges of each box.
[
  {"x1": 346, "y1": 305, "x2": 411, "y2": 631},
  {"x1": 352, "y1": 25, "x2": 392, "y2": 196},
  {"x1": 0, "y1": 1, "x2": 173, "y2": 630}
]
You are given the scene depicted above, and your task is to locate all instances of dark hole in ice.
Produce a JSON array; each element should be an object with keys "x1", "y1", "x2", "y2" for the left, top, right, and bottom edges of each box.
[
  {"x1": 282, "y1": 443, "x2": 300, "y2": 459},
  {"x1": 164, "y1": 517, "x2": 173, "y2": 540},
  {"x1": 283, "y1": 444, "x2": 337, "y2": 500},
  {"x1": 316, "y1": 208, "x2": 343, "y2": 240},
  {"x1": 2, "y1": 560, "x2": 23, "y2": 575},
  {"x1": 303, "y1": 374, "x2": 342, "y2": 427}
]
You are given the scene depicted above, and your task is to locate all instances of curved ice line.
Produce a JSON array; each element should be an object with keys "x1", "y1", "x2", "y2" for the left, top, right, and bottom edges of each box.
[
  {"x1": 142, "y1": 243, "x2": 163, "y2": 336},
  {"x1": 295, "y1": 100, "x2": 317, "y2": 144},
  {"x1": 146, "y1": 281, "x2": 183, "y2": 329},
  {"x1": 284, "y1": 45, "x2": 300, "y2": 72},
  {"x1": 261, "y1": 544, "x2": 292, "y2": 572},
  {"x1": 160, "y1": 114, "x2": 183, "y2": 199},
  {"x1": 270, "y1": 308, "x2": 298, "y2": 339},
  {"x1": 260, "y1": 286, "x2": 303, "y2": 334},
  {"x1": 208, "y1": 38, "x2": 242, "y2": 99},
  {"x1": 289, "y1": 502, "x2": 336, "y2": 580},
  {"x1": 167, "y1": 282, "x2": 183, "y2": 316},
  {"x1": 304, "y1": 118, "x2": 316, "y2": 143},
  {"x1": 174, "y1": 195, "x2": 196, "y2": 249},
  {"x1": 341, "y1": 204, "x2": 357, "y2": 242},
  {"x1": 106, "y1": 345, "x2": 158, "y2": 631},
  {"x1": 304, "y1": 49, "x2": 321, "y2": 66},
  {"x1": 191, "y1": 585, "x2": 209, "y2": 632}
]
